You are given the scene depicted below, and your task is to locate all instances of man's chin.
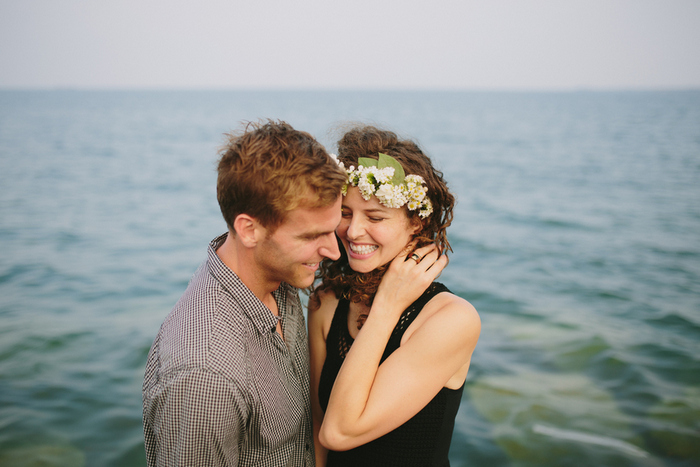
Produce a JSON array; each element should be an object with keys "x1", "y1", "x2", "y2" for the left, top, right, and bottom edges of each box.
[{"x1": 288, "y1": 272, "x2": 315, "y2": 290}]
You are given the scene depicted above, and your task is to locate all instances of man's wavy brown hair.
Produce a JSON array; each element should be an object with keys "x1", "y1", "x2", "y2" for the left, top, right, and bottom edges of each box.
[
  {"x1": 217, "y1": 120, "x2": 346, "y2": 233},
  {"x1": 313, "y1": 125, "x2": 454, "y2": 324}
]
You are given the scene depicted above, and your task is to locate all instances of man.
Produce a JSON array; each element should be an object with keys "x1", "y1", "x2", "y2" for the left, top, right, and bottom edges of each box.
[{"x1": 143, "y1": 120, "x2": 346, "y2": 466}]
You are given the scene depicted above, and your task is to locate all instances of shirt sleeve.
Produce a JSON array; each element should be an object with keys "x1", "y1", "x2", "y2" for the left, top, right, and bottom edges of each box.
[{"x1": 144, "y1": 367, "x2": 248, "y2": 467}]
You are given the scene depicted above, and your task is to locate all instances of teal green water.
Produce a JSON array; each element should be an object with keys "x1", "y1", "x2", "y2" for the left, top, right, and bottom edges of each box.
[{"x1": 1, "y1": 90, "x2": 699, "y2": 466}]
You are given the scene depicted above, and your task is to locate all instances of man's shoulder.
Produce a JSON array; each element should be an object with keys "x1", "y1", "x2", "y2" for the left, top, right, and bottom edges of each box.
[{"x1": 151, "y1": 265, "x2": 252, "y2": 376}]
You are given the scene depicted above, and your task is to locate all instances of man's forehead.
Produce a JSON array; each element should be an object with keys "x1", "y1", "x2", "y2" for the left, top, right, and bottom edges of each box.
[{"x1": 280, "y1": 199, "x2": 342, "y2": 233}]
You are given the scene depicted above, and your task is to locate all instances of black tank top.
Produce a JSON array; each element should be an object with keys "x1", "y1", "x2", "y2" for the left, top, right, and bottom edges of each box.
[{"x1": 318, "y1": 282, "x2": 463, "y2": 467}]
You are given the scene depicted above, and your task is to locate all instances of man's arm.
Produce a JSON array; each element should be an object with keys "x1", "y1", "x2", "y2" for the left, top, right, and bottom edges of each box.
[{"x1": 144, "y1": 368, "x2": 247, "y2": 467}]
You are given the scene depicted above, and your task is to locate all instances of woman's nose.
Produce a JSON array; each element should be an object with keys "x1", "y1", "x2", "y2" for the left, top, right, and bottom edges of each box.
[{"x1": 345, "y1": 216, "x2": 364, "y2": 240}]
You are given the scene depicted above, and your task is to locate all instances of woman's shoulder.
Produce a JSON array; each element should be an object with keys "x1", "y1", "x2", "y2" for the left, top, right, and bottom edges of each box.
[
  {"x1": 436, "y1": 290, "x2": 479, "y2": 323},
  {"x1": 414, "y1": 288, "x2": 480, "y2": 339},
  {"x1": 309, "y1": 287, "x2": 340, "y2": 310},
  {"x1": 308, "y1": 287, "x2": 341, "y2": 336}
]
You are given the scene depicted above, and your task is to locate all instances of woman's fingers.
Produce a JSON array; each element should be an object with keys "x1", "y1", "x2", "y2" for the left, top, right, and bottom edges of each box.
[
  {"x1": 375, "y1": 246, "x2": 448, "y2": 318},
  {"x1": 388, "y1": 243, "x2": 448, "y2": 287},
  {"x1": 402, "y1": 243, "x2": 436, "y2": 262},
  {"x1": 401, "y1": 244, "x2": 446, "y2": 272},
  {"x1": 409, "y1": 247, "x2": 447, "y2": 277}
]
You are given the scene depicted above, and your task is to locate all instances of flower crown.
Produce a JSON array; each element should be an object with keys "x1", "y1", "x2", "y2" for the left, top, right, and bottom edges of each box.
[{"x1": 331, "y1": 152, "x2": 433, "y2": 219}]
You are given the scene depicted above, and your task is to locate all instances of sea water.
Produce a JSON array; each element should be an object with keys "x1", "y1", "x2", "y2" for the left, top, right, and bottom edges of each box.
[{"x1": 0, "y1": 90, "x2": 698, "y2": 466}]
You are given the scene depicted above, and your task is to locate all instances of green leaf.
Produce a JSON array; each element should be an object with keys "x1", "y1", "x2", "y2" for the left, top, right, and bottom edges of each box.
[
  {"x1": 377, "y1": 153, "x2": 405, "y2": 184},
  {"x1": 357, "y1": 153, "x2": 406, "y2": 185},
  {"x1": 358, "y1": 157, "x2": 378, "y2": 168}
]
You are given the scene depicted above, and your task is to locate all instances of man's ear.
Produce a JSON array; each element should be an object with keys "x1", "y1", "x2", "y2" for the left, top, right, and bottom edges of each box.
[{"x1": 233, "y1": 214, "x2": 264, "y2": 248}]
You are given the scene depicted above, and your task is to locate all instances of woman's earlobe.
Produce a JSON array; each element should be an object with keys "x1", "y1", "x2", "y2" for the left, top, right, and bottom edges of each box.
[{"x1": 410, "y1": 219, "x2": 423, "y2": 236}]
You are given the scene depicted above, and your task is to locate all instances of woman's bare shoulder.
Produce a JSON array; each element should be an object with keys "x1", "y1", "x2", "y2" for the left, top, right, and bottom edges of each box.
[
  {"x1": 402, "y1": 290, "x2": 479, "y2": 347},
  {"x1": 441, "y1": 292, "x2": 480, "y2": 325},
  {"x1": 308, "y1": 288, "x2": 341, "y2": 335},
  {"x1": 422, "y1": 291, "x2": 481, "y2": 338}
]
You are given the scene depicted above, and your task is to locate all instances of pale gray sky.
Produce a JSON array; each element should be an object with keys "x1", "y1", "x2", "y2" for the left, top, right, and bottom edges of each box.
[{"x1": 1, "y1": 0, "x2": 699, "y2": 90}]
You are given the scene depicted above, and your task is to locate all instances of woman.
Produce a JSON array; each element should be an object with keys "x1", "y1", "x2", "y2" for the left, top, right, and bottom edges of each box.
[{"x1": 309, "y1": 125, "x2": 481, "y2": 466}]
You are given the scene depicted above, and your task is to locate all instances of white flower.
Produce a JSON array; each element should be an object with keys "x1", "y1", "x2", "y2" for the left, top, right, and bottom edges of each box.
[
  {"x1": 405, "y1": 174, "x2": 425, "y2": 184},
  {"x1": 375, "y1": 184, "x2": 395, "y2": 202},
  {"x1": 342, "y1": 157, "x2": 433, "y2": 219},
  {"x1": 329, "y1": 153, "x2": 344, "y2": 169},
  {"x1": 356, "y1": 174, "x2": 375, "y2": 200},
  {"x1": 373, "y1": 167, "x2": 394, "y2": 183},
  {"x1": 419, "y1": 198, "x2": 433, "y2": 218}
]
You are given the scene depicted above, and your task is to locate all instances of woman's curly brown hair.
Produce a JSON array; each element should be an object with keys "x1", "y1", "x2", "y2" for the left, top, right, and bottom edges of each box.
[{"x1": 313, "y1": 125, "x2": 455, "y2": 327}]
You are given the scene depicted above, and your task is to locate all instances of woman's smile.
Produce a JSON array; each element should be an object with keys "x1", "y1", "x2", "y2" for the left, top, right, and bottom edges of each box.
[{"x1": 348, "y1": 242, "x2": 379, "y2": 257}]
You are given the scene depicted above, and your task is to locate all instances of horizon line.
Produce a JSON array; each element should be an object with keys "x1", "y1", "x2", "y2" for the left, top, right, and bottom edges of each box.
[{"x1": 1, "y1": 85, "x2": 699, "y2": 93}]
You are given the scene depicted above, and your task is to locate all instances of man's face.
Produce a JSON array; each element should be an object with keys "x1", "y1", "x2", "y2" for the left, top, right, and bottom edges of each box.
[{"x1": 255, "y1": 197, "x2": 342, "y2": 289}]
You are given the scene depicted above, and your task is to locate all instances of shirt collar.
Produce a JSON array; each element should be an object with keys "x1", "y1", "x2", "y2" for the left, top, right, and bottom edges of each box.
[{"x1": 206, "y1": 232, "x2": 297, "y2": 335}]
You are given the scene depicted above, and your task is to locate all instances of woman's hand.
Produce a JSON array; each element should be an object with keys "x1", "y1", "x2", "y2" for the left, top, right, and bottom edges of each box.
[{"x1": 372, "y1": 243, "x2": 448, "y2": 318}]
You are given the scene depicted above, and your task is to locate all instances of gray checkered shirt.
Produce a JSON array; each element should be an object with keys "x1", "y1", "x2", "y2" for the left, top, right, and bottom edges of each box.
[{"x1": 143, "y1": 233, "x2": 315, "y2": 466}]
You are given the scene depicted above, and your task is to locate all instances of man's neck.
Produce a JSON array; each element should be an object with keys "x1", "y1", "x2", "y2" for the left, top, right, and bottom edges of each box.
[{"x1": 215, "y1": 232, "x2": 281, "y2": 305}]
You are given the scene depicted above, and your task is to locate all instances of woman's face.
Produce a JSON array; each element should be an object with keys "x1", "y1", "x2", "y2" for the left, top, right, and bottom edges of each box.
[{"x1": 337, "y1": 186, "x2": 419, "y2": 273}]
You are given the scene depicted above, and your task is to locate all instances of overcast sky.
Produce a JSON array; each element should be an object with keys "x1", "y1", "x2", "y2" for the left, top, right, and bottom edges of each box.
[{"x1": 1, "y1": 0, "x2": 699, "y2": 90}]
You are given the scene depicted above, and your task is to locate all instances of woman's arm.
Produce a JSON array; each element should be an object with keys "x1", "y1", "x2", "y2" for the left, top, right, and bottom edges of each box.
[
  {"x1": 319, "y1": 246, "x2": 481, "y2": 451},
  {"x1": 308, "y1": 288, "x2": 337, "y2": 467}
]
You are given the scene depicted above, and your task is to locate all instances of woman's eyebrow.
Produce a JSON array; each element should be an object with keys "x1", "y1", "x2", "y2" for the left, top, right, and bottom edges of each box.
[{"x1": 363, "y1": 208, "x2": 388, "y2": 214}]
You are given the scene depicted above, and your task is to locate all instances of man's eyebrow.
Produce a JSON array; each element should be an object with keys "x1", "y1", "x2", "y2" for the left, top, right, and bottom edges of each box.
[{"x1": 299, "y1": 229, "x2": 335, "y2": 239}]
